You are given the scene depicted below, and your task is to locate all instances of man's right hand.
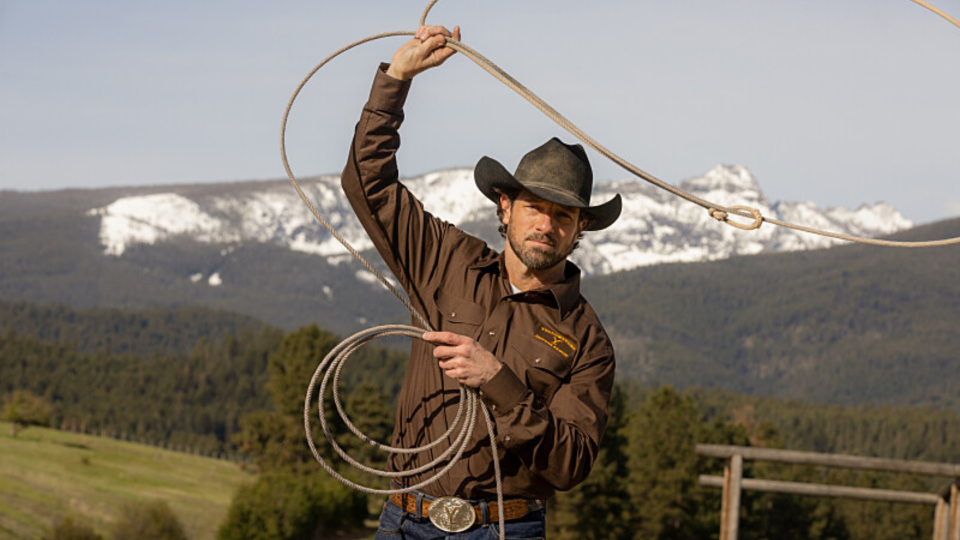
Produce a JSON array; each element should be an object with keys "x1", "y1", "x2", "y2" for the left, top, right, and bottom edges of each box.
[{"x1": 386, "y1": 25, "x2": 461, "y2": 81}]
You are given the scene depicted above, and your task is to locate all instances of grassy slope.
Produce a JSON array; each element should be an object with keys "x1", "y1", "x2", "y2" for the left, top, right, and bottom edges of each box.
[{"x1": 0, "y1": 422, "x2": 254, "y2": 540}]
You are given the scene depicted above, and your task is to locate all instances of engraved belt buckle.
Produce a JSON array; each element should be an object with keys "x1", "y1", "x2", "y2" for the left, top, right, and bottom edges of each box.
[{"x1": 428, "y1": 496, "x2": 476, "y2": 533}]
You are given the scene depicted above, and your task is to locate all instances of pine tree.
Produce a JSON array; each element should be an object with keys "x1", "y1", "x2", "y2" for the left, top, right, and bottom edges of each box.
[
  {"x1": 625, "y1": 386, "x2": 710, "y2": 539},
  {"x1": 549, "y1": 384, "x2": 631, "y2": 540},
  {"x1": 266, "y1": 325, "x2": 340, "y2": 418}
]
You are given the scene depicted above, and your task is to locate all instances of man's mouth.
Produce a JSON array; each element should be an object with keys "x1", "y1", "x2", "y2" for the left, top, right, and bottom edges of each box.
[{"x1": 526, "y1": 235, "x2": 556, "y2": 248}]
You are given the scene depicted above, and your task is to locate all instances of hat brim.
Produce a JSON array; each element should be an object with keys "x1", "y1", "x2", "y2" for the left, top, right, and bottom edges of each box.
[{"x1": 475, "y1": 156, "x2": 622, "y2": 231}]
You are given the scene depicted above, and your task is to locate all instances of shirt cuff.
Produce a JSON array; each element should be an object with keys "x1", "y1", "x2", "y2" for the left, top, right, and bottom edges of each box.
[
  {"x1": 366, "y1": 63, "x2": 412, "y2": 114},
  {"x1": 478, "y1": 364, "x2": 528, "y2": 416}
]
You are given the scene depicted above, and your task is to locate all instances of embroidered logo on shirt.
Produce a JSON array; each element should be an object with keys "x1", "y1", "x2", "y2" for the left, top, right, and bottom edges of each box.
[{"x1": 535, "y1": 327, "x2": 577, "y2": 358}]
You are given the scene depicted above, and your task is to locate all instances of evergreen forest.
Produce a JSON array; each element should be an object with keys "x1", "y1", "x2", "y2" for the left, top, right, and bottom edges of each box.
[{"x1": 2, "y1": 300, "x2": 959, "y2": 539}]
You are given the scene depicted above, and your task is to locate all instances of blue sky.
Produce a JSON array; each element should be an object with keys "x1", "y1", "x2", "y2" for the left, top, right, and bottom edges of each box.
[{"x1": 1, "y1": 0, "x2": 958, "y2": 223}]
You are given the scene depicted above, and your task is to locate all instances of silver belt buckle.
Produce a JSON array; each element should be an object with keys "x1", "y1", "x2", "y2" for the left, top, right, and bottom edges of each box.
[{"x1": 428, "y1": 496, "x2": 476, "y2": 533}]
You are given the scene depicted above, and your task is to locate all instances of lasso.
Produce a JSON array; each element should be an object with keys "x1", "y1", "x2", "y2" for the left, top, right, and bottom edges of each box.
[{"x1": 280, "y1": 2, "x2": 960, "y2": 538}]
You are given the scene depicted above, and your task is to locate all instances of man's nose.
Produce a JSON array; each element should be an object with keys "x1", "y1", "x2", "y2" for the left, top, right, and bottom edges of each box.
[{"x1": 534, "y1": 213, "x2": 555, "y2": 234}]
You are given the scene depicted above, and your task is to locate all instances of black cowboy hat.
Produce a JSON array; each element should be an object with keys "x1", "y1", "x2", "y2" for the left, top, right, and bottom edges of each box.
[{"x1": 474, "y1": 138, "x2": 622, "y2": 231}]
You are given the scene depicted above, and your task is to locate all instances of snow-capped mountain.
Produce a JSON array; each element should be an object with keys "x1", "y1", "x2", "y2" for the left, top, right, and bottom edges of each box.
[{"x1": 87, "y1": 165, "x2": 913, "y2": 276}]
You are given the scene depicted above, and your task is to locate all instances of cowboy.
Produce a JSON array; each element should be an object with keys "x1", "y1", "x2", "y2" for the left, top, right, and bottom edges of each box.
[{"x1": 340, "y1": 24, "x2": 620, "y2": 539}]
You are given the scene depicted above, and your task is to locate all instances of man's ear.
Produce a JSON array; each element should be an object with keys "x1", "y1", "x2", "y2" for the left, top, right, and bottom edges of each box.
[
  {"x1": 577, "y1": 215, "x2": 590, "y2": 236},
  {"x1": 499, "y1": 193, "x2": 512, "y2": 224}
]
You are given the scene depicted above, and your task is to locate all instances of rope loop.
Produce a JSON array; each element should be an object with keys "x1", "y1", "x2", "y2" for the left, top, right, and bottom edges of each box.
[
  {"x1": 303, "y1": 324, "x2": 488, "y2": 493},
  {"x1": 301, "y1": 324, "x2": 507, "y2": 537},
  {"x1": 709, "y1": 205, "x2": 764, "y2": 231}
]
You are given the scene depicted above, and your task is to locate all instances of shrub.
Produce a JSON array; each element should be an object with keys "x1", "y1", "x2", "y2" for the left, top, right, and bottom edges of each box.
[
  {"x1": 42, "y1": 517, "x2": 104, "y2": 540},
  {"x1": 3, "y1": 389, "x2": 52, "y2": 437},
  {"x1": 218, "y1": 471, "x2": 367, "y2": 540},
  {"x1": 110, "y1": 500, "x2": 187, "y2": 540}
]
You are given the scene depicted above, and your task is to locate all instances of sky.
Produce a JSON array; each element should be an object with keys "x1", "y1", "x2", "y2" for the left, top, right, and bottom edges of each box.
[{"x1": 1, "y1": 0, "x2": 958, "y2": 224}]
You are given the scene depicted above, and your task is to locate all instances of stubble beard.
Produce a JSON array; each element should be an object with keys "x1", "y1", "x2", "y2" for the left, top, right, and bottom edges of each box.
[{"x1": 507, "y1": 222, "x2": 573, "y2": 271}]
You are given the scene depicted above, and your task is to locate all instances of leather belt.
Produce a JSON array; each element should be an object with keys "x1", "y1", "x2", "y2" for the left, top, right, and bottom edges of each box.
[{"x1": 389, "y1": 492, "x2": 541, "y2": 525}]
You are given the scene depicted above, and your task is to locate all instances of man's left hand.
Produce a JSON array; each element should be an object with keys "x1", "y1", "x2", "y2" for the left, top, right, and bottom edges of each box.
[{"x1": 422, "y1": 331, "x2": 502, "y2": 388}]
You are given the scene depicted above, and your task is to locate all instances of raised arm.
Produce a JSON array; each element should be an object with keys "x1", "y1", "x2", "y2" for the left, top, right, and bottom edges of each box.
[{"x1": 339, "y1": 25, "x2": 464, "y2": 312}]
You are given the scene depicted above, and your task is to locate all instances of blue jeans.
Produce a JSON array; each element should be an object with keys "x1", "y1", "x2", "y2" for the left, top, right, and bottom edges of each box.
[{"x1": 373, "y1": 493, "x2": 546, "y2": 540}]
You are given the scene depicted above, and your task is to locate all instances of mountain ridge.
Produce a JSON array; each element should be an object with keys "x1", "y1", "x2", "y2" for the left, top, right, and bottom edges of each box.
[{"x1": 81, "y1": 164, "x2": 913, "y2": 276}]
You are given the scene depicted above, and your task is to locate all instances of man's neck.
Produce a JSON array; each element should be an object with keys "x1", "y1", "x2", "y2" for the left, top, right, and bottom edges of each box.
[{"x1": 504, "y1": 249, "x2": 566, "y2": 292}]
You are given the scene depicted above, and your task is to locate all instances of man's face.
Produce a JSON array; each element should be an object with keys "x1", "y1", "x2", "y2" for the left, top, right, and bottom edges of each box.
[{"x1": 501, "y1": 191, "x2": 585, "y2": 271}]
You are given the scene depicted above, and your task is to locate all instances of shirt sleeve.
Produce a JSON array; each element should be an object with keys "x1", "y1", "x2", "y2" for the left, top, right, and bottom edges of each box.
[
  {"x1": 478, "y1": 346, "x2": 616, "y2": 492},
  {"x1": 340, "y1": 64, "x2": 454, "y2": 313}
]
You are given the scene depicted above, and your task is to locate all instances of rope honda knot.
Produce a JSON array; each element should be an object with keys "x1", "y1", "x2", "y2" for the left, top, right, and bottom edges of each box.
[
  {"x1": 708, "y1": 208, "x2": 729, "y2": 222},
  {"x1": 707, "y1": 205, "x2": 764, "y2": 231}
]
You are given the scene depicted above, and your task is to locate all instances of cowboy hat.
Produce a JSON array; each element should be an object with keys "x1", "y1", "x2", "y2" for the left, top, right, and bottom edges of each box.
[{"x1": 474, "y1": 138, "x2": 622, "y2": 231}]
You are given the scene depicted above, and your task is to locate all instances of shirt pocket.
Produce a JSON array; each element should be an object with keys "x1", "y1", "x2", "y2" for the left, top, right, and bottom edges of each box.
[
  {"x1": 509, "y1": 335, "x2": 574, "y2": 406},
  {"x1": 434, "y1": 288, "x2": 485, "y2": 338}
]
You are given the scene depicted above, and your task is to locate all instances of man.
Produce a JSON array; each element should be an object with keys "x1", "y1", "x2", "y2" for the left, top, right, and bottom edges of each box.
[{"x1": 340, "y1": 24, "x2": 621, "y2": 539}]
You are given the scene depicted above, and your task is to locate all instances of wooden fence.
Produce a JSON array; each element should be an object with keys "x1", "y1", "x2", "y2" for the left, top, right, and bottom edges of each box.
[{"x1": 697, "y1": 444, "x2": 960, "y2": 540}]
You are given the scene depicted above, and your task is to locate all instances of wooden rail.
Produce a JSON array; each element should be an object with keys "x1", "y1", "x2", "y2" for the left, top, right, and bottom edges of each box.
[
  {"x1": 696, "y1": 444, "x2": 960, "y2": 540},
  {"x1": 699, "y1": 475, "x2": 942, "y2": 505},
  {"x1": 698, "y1": 444, "x2": 960, "y2": 477}
]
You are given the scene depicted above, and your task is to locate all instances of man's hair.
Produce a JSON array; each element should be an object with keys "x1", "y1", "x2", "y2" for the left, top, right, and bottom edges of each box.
[{"x1": 496, "y1": 189, "x2": 588, "y2": 251}]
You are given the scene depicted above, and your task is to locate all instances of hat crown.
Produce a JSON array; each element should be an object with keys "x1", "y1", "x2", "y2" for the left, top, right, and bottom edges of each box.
[
  {"x1": 514, "y1": 138, "x2": 593, "y2": 206},
  {"x1": 473, "y1": 137, "x2": 622, "y2": 231}
]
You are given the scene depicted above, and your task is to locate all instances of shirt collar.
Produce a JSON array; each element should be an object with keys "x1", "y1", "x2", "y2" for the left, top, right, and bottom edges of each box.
[{"x1": 470, "y1": 253, "x2": 582, "y2": 319}]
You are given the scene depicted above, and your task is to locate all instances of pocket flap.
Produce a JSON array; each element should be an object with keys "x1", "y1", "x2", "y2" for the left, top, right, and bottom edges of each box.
[{"x1": 434, "y1": 288, "x2": 485, "y2": 326}]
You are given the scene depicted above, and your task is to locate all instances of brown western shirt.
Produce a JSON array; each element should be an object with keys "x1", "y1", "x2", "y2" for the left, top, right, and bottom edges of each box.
[{"x1": 340, "y1": 64, "x2": 616, "y2": 501}]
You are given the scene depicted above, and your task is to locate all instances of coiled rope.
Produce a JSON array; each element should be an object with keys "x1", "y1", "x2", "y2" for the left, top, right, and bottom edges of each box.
[{"x1": 282, "y1": 1, "x2": 960, "y2": 537}]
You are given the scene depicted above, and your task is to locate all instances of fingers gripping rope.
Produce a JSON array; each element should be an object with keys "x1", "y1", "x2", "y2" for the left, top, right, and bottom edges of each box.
[{"x1": 284, "y1": 2, "x2": 960, "y2": 539}]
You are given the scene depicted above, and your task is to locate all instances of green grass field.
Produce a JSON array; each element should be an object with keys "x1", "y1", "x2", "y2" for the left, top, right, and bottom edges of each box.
[{"x1": 0, "y1": 422, "x2": 255, "y2": 540}]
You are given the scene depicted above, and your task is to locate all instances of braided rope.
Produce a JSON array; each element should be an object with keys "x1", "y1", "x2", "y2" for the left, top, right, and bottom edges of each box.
[
  {"x1": 283, "y1": 3, "x2": 508, "y2": 535},
  {"x1": 283, "y1": 1, "x2": 959, "y2": 538},
  {"x1": 304, "y1": 326, "x2": 479, "y2": 493}
]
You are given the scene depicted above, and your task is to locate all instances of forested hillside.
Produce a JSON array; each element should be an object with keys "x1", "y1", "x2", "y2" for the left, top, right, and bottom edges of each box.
[
  {"x1": 1, "y1": 328, "x2": 280, "y2": 453},
  {"x1": 3, "y1": 299, "x2": 959, "y2": 459},
  {"x1": 3, "y1": 301, "x2": 960, "y2": 539},
  {"x1": 584, "y1": 216, "x2": 960, "y2": 411},
  {"x1": 0, "y1": 301, "x2": 265, "y2": 358},
  {"x1": 0, "y1": 303, "x2": 406, "y2": 455}
]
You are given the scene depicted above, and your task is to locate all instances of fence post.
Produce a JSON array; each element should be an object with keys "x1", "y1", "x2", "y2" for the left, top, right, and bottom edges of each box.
[
  {"x1": 720, "y1": 454, "x2": 743, "y2": 540},
  {"x1": 935, "y1": 496, "x2": 949, "y2": 540},
  {"x1": 950, "y1": 482, "x2": 959, "y2": 540}
]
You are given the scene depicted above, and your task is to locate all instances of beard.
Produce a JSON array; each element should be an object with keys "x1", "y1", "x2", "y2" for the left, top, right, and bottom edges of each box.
[{"x1": 507, "y1": 222, "x2": 575, "y2": 271}]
